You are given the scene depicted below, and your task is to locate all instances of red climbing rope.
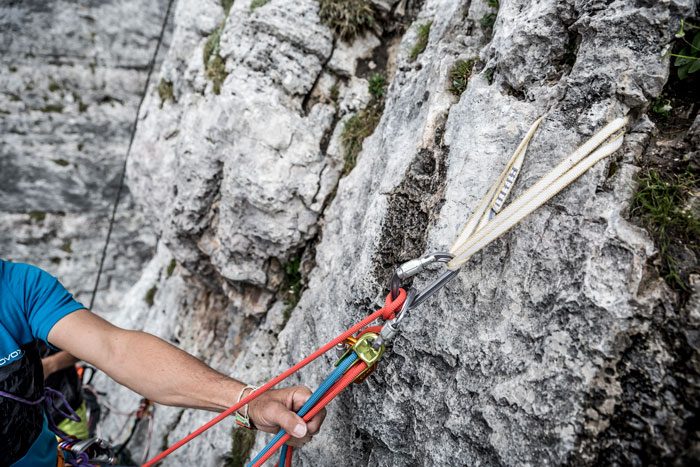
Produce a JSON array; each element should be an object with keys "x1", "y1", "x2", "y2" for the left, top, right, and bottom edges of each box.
[
  {"x1": 141, "y1": 290, "x2": 406, "y2": 467},
  {"x1": 250, "y1": 361, "x2": 368, "y2": 467}
]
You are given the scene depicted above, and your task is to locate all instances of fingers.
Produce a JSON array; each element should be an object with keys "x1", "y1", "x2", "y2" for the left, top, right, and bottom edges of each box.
[
  {"x1": 248, "y1": 385, "x2": 326, "y2": 448},
  {"x1": 268, "y1": 398, "x2": 308, "y2": 439},
  {"x1": 306, "y1": 407, "x2": 326, "y2": 435}
]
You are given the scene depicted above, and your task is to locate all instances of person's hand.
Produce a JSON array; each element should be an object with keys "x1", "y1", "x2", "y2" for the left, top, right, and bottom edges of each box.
[{"x1": 247, "y1": 386, "x2": 326, "y2": 447}]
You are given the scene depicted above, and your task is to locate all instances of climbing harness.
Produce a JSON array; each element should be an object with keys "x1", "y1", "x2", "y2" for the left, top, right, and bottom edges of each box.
[
  {"x1": 0, "y1": 365, "x2": 154, "y2": 466},
  {"x1": 141, "y1": 115, "x2": 628, "y2": 467},
  {"x1": 0, "y1": 386, "x2": 114, "y2": 466}
]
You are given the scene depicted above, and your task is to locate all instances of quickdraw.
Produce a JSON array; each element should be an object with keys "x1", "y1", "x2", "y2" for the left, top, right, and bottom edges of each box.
[{"x1": 142, "y1": 115, "x2": 628, "y2": 467}]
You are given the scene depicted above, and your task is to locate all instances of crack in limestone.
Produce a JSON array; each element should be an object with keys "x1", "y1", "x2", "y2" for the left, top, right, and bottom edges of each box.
[{"x1": 371, "y1": 117, "x2": 450, "y2": 286}]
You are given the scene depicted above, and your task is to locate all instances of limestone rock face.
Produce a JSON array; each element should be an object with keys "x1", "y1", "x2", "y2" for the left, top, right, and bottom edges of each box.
[
  {"x1": 126, "y1": 0, "x2": 339, "y2": 290},
  {"x1": 3, "y1": 0, "x2": 699, "y2": 466}
]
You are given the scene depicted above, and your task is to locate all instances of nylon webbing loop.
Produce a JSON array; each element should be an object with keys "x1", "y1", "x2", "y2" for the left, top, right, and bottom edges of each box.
[{"x1": 447, "y1": 116, "x2": 627, "y2": 269}]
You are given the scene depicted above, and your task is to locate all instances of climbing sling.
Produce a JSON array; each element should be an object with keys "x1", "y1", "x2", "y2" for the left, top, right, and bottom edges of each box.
[{"x1": 141, "y1": 115, "x2": 627, "y2": 467}]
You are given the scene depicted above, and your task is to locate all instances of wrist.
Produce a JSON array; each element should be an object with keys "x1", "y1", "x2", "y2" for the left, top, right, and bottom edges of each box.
[{"x1": 234, "y1": 385, "x2": 259, "y2": 429}]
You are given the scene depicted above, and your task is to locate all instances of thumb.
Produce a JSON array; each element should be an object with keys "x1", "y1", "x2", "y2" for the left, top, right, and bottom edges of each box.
[{"x1": 274, "y1": 404, "x2": 307, "y2": 438}]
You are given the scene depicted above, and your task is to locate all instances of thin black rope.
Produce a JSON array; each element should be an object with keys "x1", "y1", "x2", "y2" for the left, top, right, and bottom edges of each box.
[{"x1": 89, "y1": 0, "x2": 175, "y2": 310}]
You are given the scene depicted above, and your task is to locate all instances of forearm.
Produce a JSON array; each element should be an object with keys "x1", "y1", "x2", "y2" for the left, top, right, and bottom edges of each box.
[
  {"x1": 42, "y1": 351, "x2": 80, "y2": 378},
  {"x1": 95, "y1": 330, "x2": 244, "y2": 411}
]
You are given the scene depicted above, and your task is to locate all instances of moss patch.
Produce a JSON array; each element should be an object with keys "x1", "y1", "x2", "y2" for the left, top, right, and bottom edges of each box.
[
  {"x1": 224, "y1": 427, "x2": 256, "y2": 467},
  {"x1": 449, "y1": 59, "x2": 475, "y2": 96},
  {"x1": 221, "y1": 0, "x2": 235, "y2": 15},
  {"x1": 157, "y1": 78, "x2": 175, "y2": 108},
  {"x1": 166, "y1": 258, "x2": 177, "y2": 277},
  {"x1": 144, "y1": 285, "x2": 158, "y2": 307},
  {"x1": 40, "y1": 104, "x2": 64, "y2": 113},
  {"x1": 203, "y1": 24, "x2": 228, "y2": 95},
  {"x1": 29, "y1": 210, "x2": 46, "y2": 223},
  {"x1": 318, "y1": 0, "x2": 376, "y2": 41},
  {"x1": 409, "y1": 21, "x2": 432, "y2": 61},
  {"x1": 48, "y1": 81, "x2": 61, "y2": 92},
  {"x1": 60, "y1": 241, "x2": 73, "y2": 254}
]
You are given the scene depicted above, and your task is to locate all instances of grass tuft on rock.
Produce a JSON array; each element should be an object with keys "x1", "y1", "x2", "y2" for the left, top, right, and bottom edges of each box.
[
  {"x1": 631, "y1": 168, "x2": 699, "y2": 290},
  {"x1": 341, "y1": 102, "x2": 383, "y2": 175},
  {"x1": 318, "y1": 0, "x2": 375, "y2": 41},
  {"x1": 409, "y1": 21, "x2": 432, "y2": 61},
  {"x1": 449, "y1": 59, "x2": 475, "y2": 96}
]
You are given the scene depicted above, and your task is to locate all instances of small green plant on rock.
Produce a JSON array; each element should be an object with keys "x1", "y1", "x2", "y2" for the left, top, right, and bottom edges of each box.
[
  {"x1": 449, "y1": 58, "x2": 475, "y2": 96},
  {"x1": 651, "y1": 96, "x2": 672, "y2": 119},
  {"x1": 481, "y1": 0, "x2": 499, "y2": 29},
  {"x1": 480, "y1": 12, "x2": 496, "y2": 28},
  {"x1": 409, "y1": 21, "x2": 432, "y2": 61},
  {"x1": 249, "y1": 0, "x2": 270, "y2": 13},
  {"x1": 318, "y1": 0, "x2": 375, "y2": 41},
  {"x1": 669, "y1": 20, "x2": 700, "y2": 80},
  {"x1": 631, "y1": 168, "x2": 699, "y2": 290},
  {"x1": 368, "y1": 73, "x2": 386, "y2": 99},
  {"x1": 158, "y1": 78, "x2": 175, "y2": 108}
]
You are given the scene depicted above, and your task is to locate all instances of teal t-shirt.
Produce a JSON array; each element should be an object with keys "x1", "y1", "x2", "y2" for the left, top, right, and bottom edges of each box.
[{"x1": 0, "y1": 259, "x2": 85, "y2": 466}]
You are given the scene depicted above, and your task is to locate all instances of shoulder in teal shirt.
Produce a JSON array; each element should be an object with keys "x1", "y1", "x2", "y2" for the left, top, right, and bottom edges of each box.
[{"x1": 0, "y1": 259, "x2": 85, "y2": 466}]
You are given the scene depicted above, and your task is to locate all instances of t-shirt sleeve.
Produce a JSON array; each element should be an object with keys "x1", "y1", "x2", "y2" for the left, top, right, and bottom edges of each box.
[{"x1": 15, "y1": 264, "x2": 86, "y2": 343}]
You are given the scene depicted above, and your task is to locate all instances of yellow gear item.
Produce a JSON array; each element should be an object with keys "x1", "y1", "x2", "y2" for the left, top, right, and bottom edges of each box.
[{"x1": 55, "y1": 401, "x2": 89, "y2": 441}]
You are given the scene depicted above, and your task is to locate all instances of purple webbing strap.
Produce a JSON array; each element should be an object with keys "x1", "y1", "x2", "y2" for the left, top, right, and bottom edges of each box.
[{"x1": 1, "y1": 387, "x2": 94, "y2": 466}]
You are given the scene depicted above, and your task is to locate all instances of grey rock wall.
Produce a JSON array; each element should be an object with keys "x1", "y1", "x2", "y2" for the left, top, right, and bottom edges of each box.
[
  {"x1": 3, "y1": 0, "x2": 699, "y2": 466},
  {"x1": 0, "y1": 0, "x2": 170, "y2": 316}
]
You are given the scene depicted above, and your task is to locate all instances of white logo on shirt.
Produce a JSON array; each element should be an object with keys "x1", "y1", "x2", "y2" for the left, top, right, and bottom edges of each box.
[{"x1": 0, "y1": 349, "x2": 24, "y2": 367}]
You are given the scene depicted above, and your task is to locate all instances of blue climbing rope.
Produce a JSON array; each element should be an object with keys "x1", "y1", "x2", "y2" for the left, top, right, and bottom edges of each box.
[{"x1": 246, "y1": 352, "x2": 360, "y2": 467}]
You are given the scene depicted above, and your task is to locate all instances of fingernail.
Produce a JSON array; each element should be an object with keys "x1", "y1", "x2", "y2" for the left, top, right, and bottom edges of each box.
[{"x1": 292, "y1": 423, "x2": 307, "y2": 438}]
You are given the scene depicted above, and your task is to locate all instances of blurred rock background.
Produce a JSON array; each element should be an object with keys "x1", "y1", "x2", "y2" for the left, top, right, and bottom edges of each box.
[{"x1": 1, "y1": 0, "x2": 698, "y2": 466}]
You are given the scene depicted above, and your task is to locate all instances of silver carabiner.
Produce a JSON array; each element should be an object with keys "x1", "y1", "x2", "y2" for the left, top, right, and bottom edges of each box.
[{"x1": 380, "y1": 252, "x2": 461, "y2": 347}]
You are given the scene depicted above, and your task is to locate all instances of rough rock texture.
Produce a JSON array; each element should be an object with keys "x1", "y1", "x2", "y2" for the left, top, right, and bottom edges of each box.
[
  {"x1": 0, "y1": 0, "x2": 169, "y2": 315},
  {"x1": 3, "y1": 0, "x2": 699, "y2": 466}
]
